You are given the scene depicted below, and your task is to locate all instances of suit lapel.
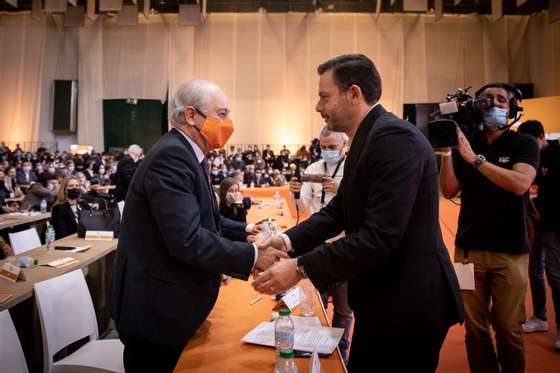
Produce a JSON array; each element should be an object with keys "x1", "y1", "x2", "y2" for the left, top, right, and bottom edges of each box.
[
  {"x1": 168, "y1": 128, "x2": 221, "y2": 232},
  {"x1": 342, "y1": 105, "x2": 387, "y2": 223}
]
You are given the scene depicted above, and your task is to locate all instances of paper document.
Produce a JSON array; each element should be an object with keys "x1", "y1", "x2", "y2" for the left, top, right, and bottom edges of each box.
[
  {"x1": 241, "y1": 321, "x2": 344, "y2": 354},
  {"x1": 44, "y1": 257, "x2": 79, "y2": 268}
]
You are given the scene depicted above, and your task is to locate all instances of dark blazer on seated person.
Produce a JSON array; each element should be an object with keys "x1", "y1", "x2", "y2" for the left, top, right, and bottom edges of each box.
[
  {"x1": 51, "y1": 201, "x2": 91, "y2": 240},
  {"x1": 110, "y1": 128, "x2": 255, "y2": 351}
]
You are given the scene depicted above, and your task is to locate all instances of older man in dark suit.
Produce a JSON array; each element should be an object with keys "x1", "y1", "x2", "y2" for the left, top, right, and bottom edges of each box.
[
  {"x1": 110, "y1": 80, "x2": 286, "y2": 373},
  {"x1": 253, "y1": 54, "x2": 464, "y2": 372}
]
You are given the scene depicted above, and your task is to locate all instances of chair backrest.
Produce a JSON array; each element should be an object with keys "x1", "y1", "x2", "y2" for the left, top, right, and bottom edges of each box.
[
  {"x1": 34, "y1": 269, "x2": 98, "y2": 373},
  {"x1": 8, "y1": 228, "x2": 41, "y2": 255},
  {"x1": 0, "y1": 309, "x2": 29, "y2": 373}
]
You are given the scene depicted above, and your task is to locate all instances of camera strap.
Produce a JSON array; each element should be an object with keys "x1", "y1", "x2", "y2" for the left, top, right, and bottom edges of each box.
[
  {"x1": 321, "y1": 157, "x2": 345, "y2": 206},
  {"x1": 463, "y1": 248, "x2": 470, "y2": 264}
]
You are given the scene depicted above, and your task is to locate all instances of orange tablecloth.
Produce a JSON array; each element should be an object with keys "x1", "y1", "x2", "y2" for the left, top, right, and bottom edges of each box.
[
  {"x1": 242, "y1": 186, "x2": 310, "y2": 223},
  {"x1": 174, "y1": 198, "x2": 345, "y2": 373}
]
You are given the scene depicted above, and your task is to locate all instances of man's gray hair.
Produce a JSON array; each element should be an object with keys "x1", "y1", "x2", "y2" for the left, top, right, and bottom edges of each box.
[
  {"x1": 320, "y1": 126, "x2": 348, "y2": 142},
  {"x1": 128, "y1": 144, "x2": 142, "y2": 156},
  {"x1": 169, "y1": 80, "x2": 220, "y2": 126}
]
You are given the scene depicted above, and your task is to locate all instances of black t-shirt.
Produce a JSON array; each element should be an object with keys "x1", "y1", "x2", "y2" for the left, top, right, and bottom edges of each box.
[
  {"x1": 453, "y1": 130, "x2": 539, "y2": 254},
  {"x1": 535, "y1": 140, "x2": 560, "y2": 230}
]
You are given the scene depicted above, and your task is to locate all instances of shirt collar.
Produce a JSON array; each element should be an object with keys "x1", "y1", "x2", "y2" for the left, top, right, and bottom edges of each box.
[{"x1": 175, "y1": 127, "x2": 205, "y2": 163}]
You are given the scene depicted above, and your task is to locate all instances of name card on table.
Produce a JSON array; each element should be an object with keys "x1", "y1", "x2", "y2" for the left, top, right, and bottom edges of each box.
[
  {"x1": 0, "y1": 262, "x2": 23, "y2": 283},
  {"x1": 281, "y1": 287, "x2": 301, "y2": 311},
  {"x1": 85, "y1": 230, "x2": 114, "y2": 241}
]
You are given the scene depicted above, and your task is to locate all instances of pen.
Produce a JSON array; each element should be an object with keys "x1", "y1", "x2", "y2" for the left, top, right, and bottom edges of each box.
[{"x1": 250, "y1": 295, "x2": 263, "y2": 305}]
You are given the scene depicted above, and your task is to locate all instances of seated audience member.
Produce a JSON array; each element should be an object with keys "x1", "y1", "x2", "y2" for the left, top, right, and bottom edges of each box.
[
  {"x1": 51, "y1": 176, "x2": 91, "y2": 239},
  {"x1": 219, "y1": 177, "x2": 252, "y2": 224},
  {"x1": 84, "y1": 161, "x2": 96, "y2": 181},
  {"x1": 255, "y1": 169, "x2": 271, "y2": 187},
  {"x1": 230, "y1": 170, "x2": 245, "y2": 188},
  {"x1": 244, "y1": 165, "x2": 256, "y2": 187},
  {"x1": 272, "y1": 169, "x2": 287, "y2": 186},
  {"x1": 16, "y1": 161, "x2": 37, "y2": 185},
  {"x1": 21, "y1": 172, "x2": 60, "y2": 211},
  {"x1": 5, "y1": 167, "x2": 20, "y2": 193},
  {"x1": 211, "y1": 165, "x2": 224, "y2": 186}
]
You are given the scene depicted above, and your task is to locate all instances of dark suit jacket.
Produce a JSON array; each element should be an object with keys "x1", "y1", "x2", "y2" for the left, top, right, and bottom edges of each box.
[
  {"x1": 51, "y1": 201, "x2": 91, "y2": 240},
  {"x1": 15, "y1": 169, "x2": 37, "y2": 185},
  {"x1": 110, "y1": 128, "x2": 255, "y2": 349},
  {"x1": 114, "y1": 156, "x2": 137, "y2": 202},
  {"x1": 287, "y1": 105, "x2": 463, "y2": 342}
]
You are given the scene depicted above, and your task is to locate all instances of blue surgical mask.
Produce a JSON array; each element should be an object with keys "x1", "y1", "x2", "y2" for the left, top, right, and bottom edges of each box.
[
  {"x1": 483, "y1": 107, "x2": 508, "y2": 130},
  {"x1": 322, "y1": 150, "x2": 341, "y2": 165}
]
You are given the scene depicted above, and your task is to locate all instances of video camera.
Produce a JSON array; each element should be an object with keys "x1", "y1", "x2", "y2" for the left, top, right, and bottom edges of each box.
[
  {"x1": 427, "y1": 83, "x2": 523, "y2": 148},
  {"x1": 427, "y1": 87, "x2": 493, "y2": 148}
]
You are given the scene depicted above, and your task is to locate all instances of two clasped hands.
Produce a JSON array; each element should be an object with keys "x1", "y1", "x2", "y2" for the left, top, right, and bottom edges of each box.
[{"x1": 251, "y1": 233, "x2": 302, "y2": 296}]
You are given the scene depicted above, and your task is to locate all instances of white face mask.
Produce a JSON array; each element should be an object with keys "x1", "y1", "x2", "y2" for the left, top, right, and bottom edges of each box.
[
  {"x1": 23, "y1": 166, "x2": 31, "y2": 172},
  {"x1": 226, "y1": 192, "x2": 239, "y2": 204},
  {"x1": 322, "y1": 149, "x2": 342, "y2": 165},
  {"x1": 48, "y1": 167, "x2": 56, "y2": 174},
  {"x1": 483, "y1": 107, "x2": 509, "y2": 130},
  {"x1": 99, "y1": 168, "x2": 105, "y2": 175}
]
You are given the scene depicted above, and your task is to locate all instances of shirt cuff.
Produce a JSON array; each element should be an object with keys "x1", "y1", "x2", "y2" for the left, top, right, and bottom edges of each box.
[
  {"x1": 252, "y1": 243, "x2": 258, "y2": 268},
  {"x1": 246, "y1": 224, "x2": 255, "y2": 233},
  {"x1": 280, "y1": 233, "x2": 294, "y2": 253}
]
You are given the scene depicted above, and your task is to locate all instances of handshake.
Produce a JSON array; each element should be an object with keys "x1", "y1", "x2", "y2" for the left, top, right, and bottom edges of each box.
[{"x1": 252, "y1": 234, "x2": 302, "y2": 296}]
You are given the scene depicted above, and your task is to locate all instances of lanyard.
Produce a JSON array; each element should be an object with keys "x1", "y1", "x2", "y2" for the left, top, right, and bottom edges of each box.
[{"x1": 320, "y1": 157, "x2": 345, "y2": 206}]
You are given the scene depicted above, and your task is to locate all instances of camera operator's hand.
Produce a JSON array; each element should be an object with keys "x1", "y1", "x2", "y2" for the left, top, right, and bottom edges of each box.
[
  {"x1": 457, "y1": 129, "x2": 476, "y2": 165},
  {"x1": 289, "y1": 177, "x2": 302, "y2": 194},
  {"x1": 322, "y1": 177, "x2": 338, "y2": 194}
]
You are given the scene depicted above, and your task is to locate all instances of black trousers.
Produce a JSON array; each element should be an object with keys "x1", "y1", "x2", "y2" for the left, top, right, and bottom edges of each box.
[
  {"x1": 120, "y1": 333, "x2": 184, "y2": 373},
  {"x1": 347, "y1": 321, "x2": 449, "y2": 373}
]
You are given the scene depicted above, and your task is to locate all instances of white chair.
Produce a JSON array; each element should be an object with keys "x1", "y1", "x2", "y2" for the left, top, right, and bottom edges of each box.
[
  {"x1": 9, "y1": 227, "x2": 41, "y2": 255},
  {"x1": 0, "y1": 309, "x2": 29, "y2": 373},
  {"x1": 34, "y1": 269, "x2": 124, "y2": 373}
]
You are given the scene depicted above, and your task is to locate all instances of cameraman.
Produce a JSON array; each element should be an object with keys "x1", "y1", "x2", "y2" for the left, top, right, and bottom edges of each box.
[
  {"x1": 518, "y1": 120, "x2": 560, "y2": 351},
  {"x1": 439, "y1": 83, "x2": 539, "y2": 373},
  {"x1": 289, "y1": 126, "x2": 352, "y2": 362}
]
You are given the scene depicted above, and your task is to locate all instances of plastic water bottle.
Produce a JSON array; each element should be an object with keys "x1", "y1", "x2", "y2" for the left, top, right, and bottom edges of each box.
[
  {"x1": 46, "y1": 222, "x2": 55, "y2": 254},
  {"x1": 274, "y1": 349, "x2": 298, "y2": 373},
  {"x1": 275, "y1": 308, "x2": 294, "y2": 353},
  {"x1": 40, "y1": 199, "x2": 47, "y2": 213}
]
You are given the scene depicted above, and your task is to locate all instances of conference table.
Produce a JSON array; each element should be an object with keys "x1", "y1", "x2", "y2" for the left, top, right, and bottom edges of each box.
[
  {"x1": 0, "y1": 211, "x2": 51, "y2": 231},
  {"x1": 175, "y1": 197, "x2": 347, "y2": 373},
  {"x1": 0, "y1": 234, "x2": 118, "y2": 371}
]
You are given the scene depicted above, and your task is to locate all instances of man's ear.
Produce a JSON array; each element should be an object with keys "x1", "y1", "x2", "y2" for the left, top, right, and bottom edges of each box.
[
  {"x1": 348, "y1": 84, "x2": 363, "y2": 104},
  {"x1": 184, "y1": 106, "x2": 197, "y2": 126}
]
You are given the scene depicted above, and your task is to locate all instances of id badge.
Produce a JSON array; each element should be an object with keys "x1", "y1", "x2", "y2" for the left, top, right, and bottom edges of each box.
[{"x1": 453, "y1": 262, "x2": 475, "y2": 290}]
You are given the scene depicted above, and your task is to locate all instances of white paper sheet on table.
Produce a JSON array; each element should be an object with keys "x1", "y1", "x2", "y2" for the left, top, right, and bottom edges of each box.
[
  {"x1": 241, "y1": 321, "x2": 344, "y2": 354},
  {"x1": 271, "y1": 313, "x2": 322, "y2": 329}
]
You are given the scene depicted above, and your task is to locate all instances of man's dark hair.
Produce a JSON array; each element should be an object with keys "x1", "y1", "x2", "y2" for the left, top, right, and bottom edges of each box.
[
  {"x1": 517, "y1": 120, "x2": 545, "y2": 139},
  {"x1": 317, "y1": 54, "x2": 382, "y2": 105}
]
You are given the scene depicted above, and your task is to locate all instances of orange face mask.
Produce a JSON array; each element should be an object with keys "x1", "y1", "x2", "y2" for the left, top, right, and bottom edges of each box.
[{"x1": 194, "y1": 108, "x2": 234, "y2": 149}]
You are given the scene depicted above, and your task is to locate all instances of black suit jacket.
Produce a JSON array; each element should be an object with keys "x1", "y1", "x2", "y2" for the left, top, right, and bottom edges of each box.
[
  {"x1": 110, "y1": 128, "x2": 255, "y2": 349},
  {"x1": 15, "y1": 169, "x2": 37, "y2": 185},
  {"x1": 114, "y1": 155, "x2": 137, "y2": 202},
  {"x1": 288, "y1": 105, "x2": 463, "y2": 342},
  {"x1": 51, "y1": 201, "x2": 91, "y2": 240}
]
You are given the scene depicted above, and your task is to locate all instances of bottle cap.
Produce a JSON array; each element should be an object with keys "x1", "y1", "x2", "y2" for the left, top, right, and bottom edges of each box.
[
  {"x1": 279, "y1": 308, "x2": 290, "y2": 316},
  {"x1": 279, "y1": 349, "x2": 295, "y2": 359}
]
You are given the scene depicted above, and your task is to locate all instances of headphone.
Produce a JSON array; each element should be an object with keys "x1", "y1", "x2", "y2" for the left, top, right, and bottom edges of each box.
[{"x1": 475, "y1": 82, "x2": 523, "y2": 120}]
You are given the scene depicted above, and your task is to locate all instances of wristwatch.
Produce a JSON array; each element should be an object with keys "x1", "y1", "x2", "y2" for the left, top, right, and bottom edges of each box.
[
  {"x1": 296, "y1": 258, "x2": 308, "y2": 280},
  {"x1": 473, "y1": 154, "x2": 486, "y2": 169}
]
